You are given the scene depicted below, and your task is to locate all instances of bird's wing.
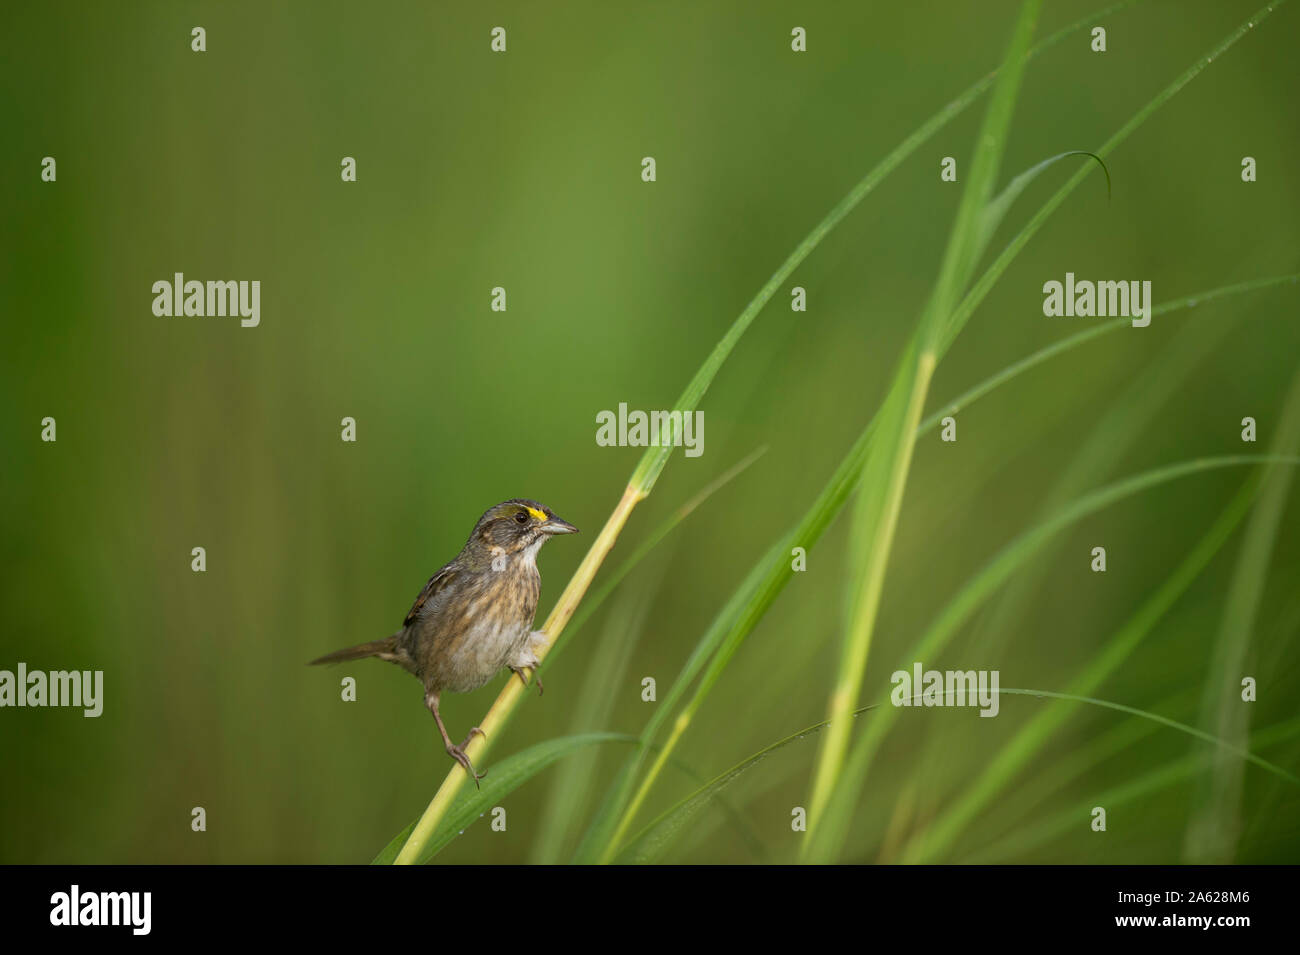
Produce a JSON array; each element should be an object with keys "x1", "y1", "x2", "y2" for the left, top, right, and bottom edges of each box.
[{"x1": 403, "y1": 563, "x2": 458, "y2": 627}]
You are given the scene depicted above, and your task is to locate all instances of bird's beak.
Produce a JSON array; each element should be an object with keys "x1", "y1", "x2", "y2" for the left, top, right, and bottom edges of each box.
[{"x1": 541, "y1": 517, "x2": 579, "y2": 535}]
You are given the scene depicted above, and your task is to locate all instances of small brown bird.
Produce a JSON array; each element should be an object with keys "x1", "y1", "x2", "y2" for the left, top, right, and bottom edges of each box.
[{"x1": 310, "y1": 499, "x2": 578, "y2": 784}]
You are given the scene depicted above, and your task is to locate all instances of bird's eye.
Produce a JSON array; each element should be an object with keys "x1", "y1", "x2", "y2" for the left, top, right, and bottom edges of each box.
[{"x1": 514, "y1": 511, "x2": 528, "y2": 524}]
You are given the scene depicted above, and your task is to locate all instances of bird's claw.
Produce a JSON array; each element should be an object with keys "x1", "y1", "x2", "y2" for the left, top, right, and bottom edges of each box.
[
  {"x1": 513, "y1": 667, "x2": 543, "y2": 696},
  {"x1": 445, "y1": 740, "x2": 487, "y2": 788}
]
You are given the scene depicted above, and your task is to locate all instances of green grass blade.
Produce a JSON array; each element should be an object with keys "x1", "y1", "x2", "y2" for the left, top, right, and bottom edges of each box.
[
  {"x1": 575, "y1": 541, "x2": 783, "y2": 862},
  {"x1": 983, "y1": 689, "x2": 1300, "y2": 788},
  {"x1": 618, "y1": 679, "x2": 1300, "y2": 865},
  {"x1": 940, "y1": 0, "x2": 1291, "y2": 357},
  {"x1": 1185, "y1": 365, "x2": 1300, "y2": 861},
  {"x1": 967, "y1": 688, "x2": 1193, "y2": 853},
  {"x1": 539, "y1": 446, "x2": 766, "y2": 677},
  {"x1": 412, "y1": 0, "x2": 1169, "y2": 861},
  {"x1": 901, "y1": 476, "x2": 1260, "y2": 863},
  {"x1": 976, "y1": 150, "x2": 1108, "y2": 265},
  {"x1": 964, "y1": 715, "x2": 1300, "y2": 863},
  {"x1": 389, "y1": 448, "x2": 763, "y2": 864},
  {"x1": 626, "y1": 0, "x2": 1144, "y2": 496},
  {"x1": 928, "y1": 275, "x2": 1297, "y2": 671},
  {"x1": 916, "y1": 1, "x2": 1044, "y2": 349},
  {"x1": 806, "y1": 0, "x2": 1043, "y2": 845},
  {"x1": 804, "y1": 455, "x2": 1300, "y2": 861},
  {"x1": 529, "y1": 579, "x2": 660, "y2": 864},
  {"x1": 577, "y1": 1, "x2": 1151, "y2": 863},
  {"x1": 807, "y1": 0, "x2": 1292, "y2": 860},
  {"x1": 616, "y1": 705, "x2": 880, "y2": 865},
  {"x1": 923, "y1": 277, "x2": 1297, "y2": 432},
  {"x1": 581, "y1": 275, "x2": 1294, "y2": 862},
  {"x1": 908, "y1": 281, "x2": 1296, "y2": 821},
  {"x1": 373, "y1": 732, "x2": 634, "y2": 864}
]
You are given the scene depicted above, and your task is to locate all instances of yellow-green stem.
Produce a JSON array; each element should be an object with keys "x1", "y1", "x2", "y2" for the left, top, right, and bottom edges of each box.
[
  {"x1": 599, "y1": 711, "x2": 691, "y2": 863},
  {"x1": 804, "y1": 350, "x2": 936, "y2": 842}
]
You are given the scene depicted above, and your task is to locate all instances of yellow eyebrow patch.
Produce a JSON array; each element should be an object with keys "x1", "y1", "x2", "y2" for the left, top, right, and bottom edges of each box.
[{"x1": 526, "y1": 506, "x2": 548, "y2": 522}]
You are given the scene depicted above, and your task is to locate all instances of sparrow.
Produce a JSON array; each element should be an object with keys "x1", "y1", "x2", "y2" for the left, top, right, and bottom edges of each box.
[{"x1": 310, "y1": 499, "x2": 578, "y2": 784}]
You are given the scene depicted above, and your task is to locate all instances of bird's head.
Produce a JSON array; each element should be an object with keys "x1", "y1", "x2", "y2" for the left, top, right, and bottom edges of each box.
[{"x1": 467, "y1": 499, "x2": 579, "y2": 556}]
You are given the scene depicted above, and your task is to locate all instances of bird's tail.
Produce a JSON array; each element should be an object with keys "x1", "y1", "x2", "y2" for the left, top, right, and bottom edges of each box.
[{"x1": 309, "y1": 634, "x2": 399, "y2": 666}]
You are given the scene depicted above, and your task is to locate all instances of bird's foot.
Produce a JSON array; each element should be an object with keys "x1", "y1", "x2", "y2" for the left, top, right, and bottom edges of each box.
[
  {"x1": 512, "y1": 666, "x2": 543, "y2": 696},
  {"x1": 445, "y1": 738, "x2": 486, "y2": 788}
]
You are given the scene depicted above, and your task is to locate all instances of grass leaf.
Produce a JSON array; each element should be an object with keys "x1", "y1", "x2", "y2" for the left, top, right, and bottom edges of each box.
[
  {"x1": 616, "y1": 705, "x2": 879, "y2": 865},
  {"x1": 804, "y1": 455, "x2": 1300, "y2": 861},
  {"x1": 974, "y1": 150, "x2": 1108, "y2": 267},
  {"x1": 572, "y1": 0, "x2": 1150, "y2": 865},
  {"x1": 625, "y1": 0, "x2": 1140, "y2": 496},
  {"x1": 965, "y1": 715, "x2": 1300, "y2": 862},
  {"x1": 901, "y1": 475, "x2": 1260, "y2": 863},
  {"x1": 580, "y1": 0, "x2": 1289, "y2": 862},
  {"x1": 1185, "y1": 364, "x2": 1300, "y2": 860},
  {"x1": 374, "y1": 732, "x2": 634, "y2": 865},
  {"x1": 580, "y1": 274, "x2": 1294, "y2": 863},
  {"x1": 940, "y1": 0, "x2": 1292, "y2": 358},
  {"x1": 529, "y1": 580, "x2": 660, "y2": 863},
  {"x1": 539, "y1": 447, "x2": 766, "y2": 677},
  {"x1": 805, "y1": 0, "x2": 1044, "y2": 846}
]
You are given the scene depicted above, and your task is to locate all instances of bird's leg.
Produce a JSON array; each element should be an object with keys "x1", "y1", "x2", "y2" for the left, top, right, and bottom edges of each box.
[{"x1": 425, "y1": 690, "x2": 486, "y2": 787}]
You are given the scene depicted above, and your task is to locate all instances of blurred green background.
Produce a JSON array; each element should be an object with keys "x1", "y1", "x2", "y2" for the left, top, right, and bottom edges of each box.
[{"x1": 2, "y1": 0, "x2": 1298, "y2": 864}]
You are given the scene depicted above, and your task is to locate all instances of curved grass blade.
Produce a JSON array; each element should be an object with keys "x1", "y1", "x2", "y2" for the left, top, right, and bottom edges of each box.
[
  {"x1": 927, "y1": 274, "x2": 1296, "y2": 676},
  {"x1": 374, "y1": 732, "x2": 634, "y2": 865},
  {"x1": 807, "y1": 0, "x2": 1045, "y2": 846},
  {"x1": 620, "y1": 681, "x2": 1300, "y2": 865},
  {"x1": 616, "y1": 705, "x2": 881, "y2": 864},
  {"x1": 987, "y1": 689, "x2": 1300, "y2": 787},
  {"x1": 575, "y1": 540, "x2": 784, "y2": 862},
  {"x1": 901, "y1": 474, "x2": 1262, "y2": 863},
  {"x1": 963, "y1": 715, "x2": 1300, "y2": 862},
  {"x1": 539, "y1": 446, "x2": 766, "y2": 678},
  {"x1": 626, "y1": 1, "x2": 1142, "y2": 497},
  {"x1": 804, "y1": 455, "x2": 1300, "y2": 862},
  {"x1": 573, "y1": 0, "x2": 1151, "y2": 865},
  {"x1": 1185, "y1": 365, "x2": 1300, "y2": 861},
  {"x1": 919, "y1": 274, "x2": 1299, "y2": 433},
  {"x1": 906, "y1": 277, "x2": 1298, "y2": 833},
  {"x1": 939, "y1": 0, "x2": 1292, "y2": 357},
  {"x1": 581, "y1": 275, "x2": 1296, "y2": 862},
  {"x1": 530, "y1": 579, "x2": 661, "y2": 864},
  {"x1": 391, "y1": 452, "x2": 760, "y2": 863},
  {"x1": 976, "y1": 150, "x2": 1108, "y2": 257},
  {"x1": 968, "y1": 687, "x2": 1193, "y2": 851},
  {"x1": 810, "y1": 0, "x2": 1293, "y2": 860},
  {"x1": 391, "y1": 4, "x2": 1146, "y2": 865}
]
